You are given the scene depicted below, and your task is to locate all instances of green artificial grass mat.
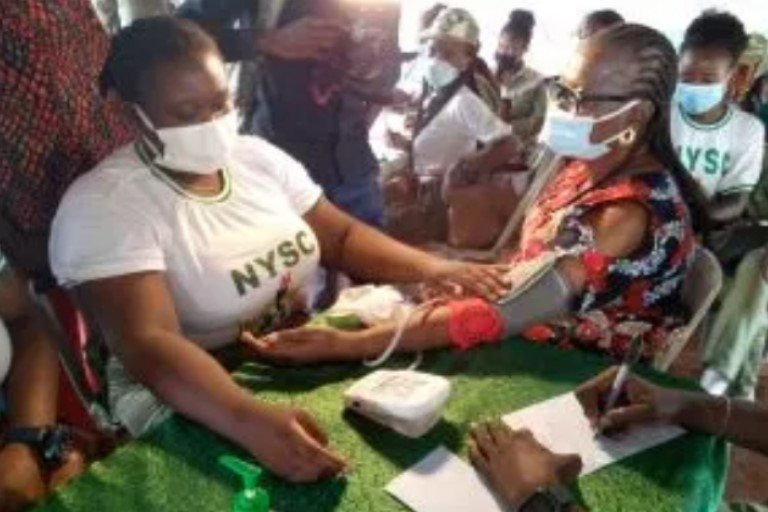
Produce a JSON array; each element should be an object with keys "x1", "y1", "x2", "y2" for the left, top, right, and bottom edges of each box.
[{"x1": 36, "y1": 338, "x2": 727, "y2": 512}]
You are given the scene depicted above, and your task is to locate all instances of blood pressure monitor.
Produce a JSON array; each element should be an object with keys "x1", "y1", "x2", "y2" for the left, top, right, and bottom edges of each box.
[{"x1": 344, "y1": 370, "x2": 452, "y2": 438}]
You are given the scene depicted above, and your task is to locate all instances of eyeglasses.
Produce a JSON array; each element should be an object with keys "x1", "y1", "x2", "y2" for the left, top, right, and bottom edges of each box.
[{"x1": 545, "y1": 77, "x2": 639, "y2": 113}]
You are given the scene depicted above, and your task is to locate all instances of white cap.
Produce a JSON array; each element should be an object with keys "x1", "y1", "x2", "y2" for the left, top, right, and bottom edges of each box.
[{"x1": 420, "y1": 8, "x2": 480, "y2": 47}]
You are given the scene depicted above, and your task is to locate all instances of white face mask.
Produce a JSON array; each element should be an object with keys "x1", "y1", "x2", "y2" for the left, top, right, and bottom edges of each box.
[
  {"x1": 136, "y1": 107, "x2": 239, "y2": 175},
  {"x1": 539, "y1": 100, "x2": 641, "y2": 160},
  {"x1": 424, "y1": 57, "x2": 460, "y2": 89}
]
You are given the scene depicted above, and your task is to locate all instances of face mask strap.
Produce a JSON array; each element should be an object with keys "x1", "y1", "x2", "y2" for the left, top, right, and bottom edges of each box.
[
  {"x1": 595, "y1": 99, "x2": 642, "y2": 123},
  {"x1": 592, "y1": 99, "x2": 643, "y2": 148},
  {"x1": 133, "y1": 105, "x2": 165, "y2": 160}
]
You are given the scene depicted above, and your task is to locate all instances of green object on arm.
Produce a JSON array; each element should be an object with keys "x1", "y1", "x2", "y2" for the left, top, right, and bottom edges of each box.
[
  {"x1": 309, "y1": 312, "x2": 365, "y2": 331},
  {"x1": 219, "y1": 455, "x2": 270, "y2": 512}
]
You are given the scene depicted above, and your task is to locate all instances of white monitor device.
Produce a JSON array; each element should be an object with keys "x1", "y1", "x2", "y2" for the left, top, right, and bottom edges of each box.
[{"x1": 344, "y1": 370, "x2": 452, "y2": 438}]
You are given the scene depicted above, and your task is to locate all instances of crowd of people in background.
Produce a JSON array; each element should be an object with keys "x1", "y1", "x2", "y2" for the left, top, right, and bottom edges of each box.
[{"x1": 1, "y1": 1, "x2": 768, "y2": 511}]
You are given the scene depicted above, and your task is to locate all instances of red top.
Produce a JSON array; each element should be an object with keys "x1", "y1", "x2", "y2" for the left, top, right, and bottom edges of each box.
[
  {"x1": 0, "y1": 1, "x2": 135, "y2": 272},
  {"x1": 513, "y1": 161, "x2": 696, "y2": 361}
]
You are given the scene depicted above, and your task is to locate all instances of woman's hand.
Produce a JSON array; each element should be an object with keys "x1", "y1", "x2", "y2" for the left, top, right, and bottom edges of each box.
[
  {"x1": 241, "y1": 327, "x2": 366, "y2": 366},
  {"x1": 48, "y1": 448, "x2": 87, "y2": 491},
  {"x1": 424, "y1": 260, "x2": 511, "y2": 302},
  {"x1": 576, "y1": 367, "x2": 692, "y2": 433},
  {"x1": 259, "y1": 18, "x2": 348, "y2": 61},
  {"x1": 0, "y1": 444, "x2": 47, "y2": 512},
  {"x1": 469, "y1": 422, "x2": 582, "y2": 509},
  {"x1": 245, "y1": 404, "x2": 349, "y2": 483},
  {"x1": 0, "y1": 440, "x2": 89, "y2": 511}
]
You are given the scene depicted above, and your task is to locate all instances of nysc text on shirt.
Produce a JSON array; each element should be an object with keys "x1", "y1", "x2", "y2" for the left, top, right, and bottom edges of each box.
[
  {"x1": 50, "y1": 136, "x2": 323, "y2": 349},
  {"x1": 671, "y1": 103, "x2": 765, "y2": 199}
]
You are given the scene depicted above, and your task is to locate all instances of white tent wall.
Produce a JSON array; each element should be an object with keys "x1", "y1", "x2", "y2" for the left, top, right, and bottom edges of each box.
[
  {"x1": 90, "y1": 1, "x2": 768, "y2": 66},
  {"x1": 117, "y1": 0, "x2": 175, "y2": 24},
  {"x1": 399, "y1": 0, "x2": 768, "y2": 75},
  {"x1": 90, "y1": 0, "x2": 175, "y2": 31}
]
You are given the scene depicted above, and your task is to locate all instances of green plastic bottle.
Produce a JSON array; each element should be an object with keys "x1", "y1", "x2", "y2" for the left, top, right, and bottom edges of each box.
[{"x1": 219, "y1": 455, "x2": 270, "y2": 512}]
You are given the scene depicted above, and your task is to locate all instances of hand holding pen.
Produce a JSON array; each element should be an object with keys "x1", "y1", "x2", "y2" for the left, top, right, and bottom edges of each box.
[{"x1": 575, "y1": 345, "x2": 692, "y2": 435}]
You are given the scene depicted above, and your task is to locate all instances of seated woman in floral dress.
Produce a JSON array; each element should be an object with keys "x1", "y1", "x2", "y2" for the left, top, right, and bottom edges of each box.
[{"x1": 248, "y1": 24, "x2": 707, "y2": 366}]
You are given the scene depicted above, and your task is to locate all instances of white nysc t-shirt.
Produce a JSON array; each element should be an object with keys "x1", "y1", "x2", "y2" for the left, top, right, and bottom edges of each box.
[
  {"x1": 50, "y1": 136, "x2": 322, "y2": 350},
  {"x1": 413, "y1": 85, "x2": 511, "y2": 176},
  {"x1": 671, "y1": 103, "x2": 766, "y2": 199}
]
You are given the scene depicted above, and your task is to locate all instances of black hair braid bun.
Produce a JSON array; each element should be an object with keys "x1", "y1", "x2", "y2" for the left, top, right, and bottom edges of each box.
[
  {"x1": 505, "y1": 9, "x2": 535, "y2": 41},
  {"x1": 510, "y1": 10, "x2": 535, "y2": 29}
]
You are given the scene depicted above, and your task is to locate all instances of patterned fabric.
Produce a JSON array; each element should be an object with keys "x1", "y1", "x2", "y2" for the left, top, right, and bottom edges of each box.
[
  {"x1": 0, "y1": 0, "x2": 134, "y2": 275},
  {"x1": 514, "y1": 161, "x2": 696, "y2": 361}
]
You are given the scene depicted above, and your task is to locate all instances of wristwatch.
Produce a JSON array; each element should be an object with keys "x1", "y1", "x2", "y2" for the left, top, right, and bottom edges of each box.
[
  {"x1": 519, "y1": 485, "x2": 577, "y2": 512},
  {"x1": 4, "y1": 425, "x2": 73, "y2": 469}
]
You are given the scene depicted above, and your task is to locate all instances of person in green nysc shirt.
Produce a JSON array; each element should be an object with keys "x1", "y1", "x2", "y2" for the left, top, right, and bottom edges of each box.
[{"x1": 671, "y1": 11, "x2": 765, "y2": 227}]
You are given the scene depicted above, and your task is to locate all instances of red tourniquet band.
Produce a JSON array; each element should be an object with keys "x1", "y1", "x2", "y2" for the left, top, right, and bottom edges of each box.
[{"x1": 447, "y1": 298, "x2": 506, "y2": 351}]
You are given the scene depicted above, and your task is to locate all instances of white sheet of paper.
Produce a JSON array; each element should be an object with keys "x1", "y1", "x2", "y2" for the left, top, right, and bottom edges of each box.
[
  {"x1": 386, "y1": 446, "x2": 506, "y2": 512},
  {"x1": 502, "y1": 392, "x2": 685, "y2": 475}
]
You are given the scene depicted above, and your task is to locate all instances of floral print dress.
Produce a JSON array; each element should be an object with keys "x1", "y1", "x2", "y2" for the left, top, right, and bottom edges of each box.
[{"x1": 512, "y1": 161, "x2": 696, "y2": 361}]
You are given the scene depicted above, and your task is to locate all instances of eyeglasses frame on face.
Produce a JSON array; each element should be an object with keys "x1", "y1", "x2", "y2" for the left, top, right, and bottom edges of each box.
[{"x1": 544, "y1": 76, "x2": 642, "y2": 113}]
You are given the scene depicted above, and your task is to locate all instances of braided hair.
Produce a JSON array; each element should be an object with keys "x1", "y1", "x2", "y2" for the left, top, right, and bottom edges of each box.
[
  {"x1": 100, "y1": 17, "x2": 220, "y2": 103},
  {"x1": 580, "y1": 10, "x2": 625, "y2": 39},
  {"x1": 593, "y1": 23, "x2": 709, "y2": 229}
]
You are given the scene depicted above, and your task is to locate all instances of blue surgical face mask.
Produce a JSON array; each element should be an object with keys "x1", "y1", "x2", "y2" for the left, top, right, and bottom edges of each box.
[
  {"x1": 539, "y1": 101, "x2": 641, "y2": 160},
  {"x1": 425, "y1": 57, "x2": 460, "y2": 89},
  {"x1": 675, "y1": 82, "x2": 727, "y2": 116}
]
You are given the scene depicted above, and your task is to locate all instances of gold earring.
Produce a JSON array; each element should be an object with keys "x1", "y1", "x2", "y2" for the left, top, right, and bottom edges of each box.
[{"x1": 619, "y1": 127, "x2": 637, "y2": 147}]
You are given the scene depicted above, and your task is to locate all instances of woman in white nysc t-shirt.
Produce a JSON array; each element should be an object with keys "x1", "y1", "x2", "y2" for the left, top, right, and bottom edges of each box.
[{"x1": 48, "y1": 18, "x2": 509, "y2": 483}]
